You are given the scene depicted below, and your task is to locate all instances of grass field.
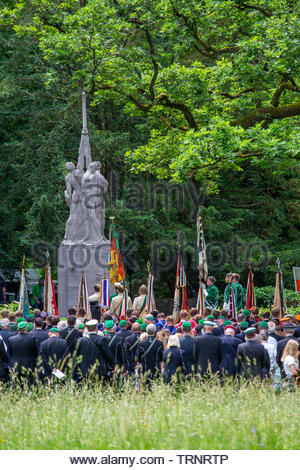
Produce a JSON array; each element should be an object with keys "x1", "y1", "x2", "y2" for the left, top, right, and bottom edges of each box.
[{"x1": 0, "y1": 379, "x2": 299, "y2": 450}]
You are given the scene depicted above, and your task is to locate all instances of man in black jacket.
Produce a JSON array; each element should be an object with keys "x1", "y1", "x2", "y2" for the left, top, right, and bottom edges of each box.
[
  {"x1": 59, "y1": 315, "x2": 82, "y2": 355},
  {"x1": 137, "y1": 324, "x2": 163, "y2": 380},
  {"x1": 116, "y1": 320, "x2": 132, "y2": 339},
  {"x1": 40, "y1": 327, "x2": 69, "y2": 378},
  {"x1": 0, "y1": 335, "x2": 9, "y2": 383},
  {"x1": 124, "y1": 322, "x2": 141, "y2": 374},
  {"x1": 8, "y1": 321, "x2": 38, "y2": 383},
  {"x1": 75, "y1": 320, "x2": 114, "y2": 382},
  {"x1": 179, "y1": 321, "x2": 194, "y2": 375},
  {"x1": 105, "y1": 320, "x2": 126, "y2": 370},
  {"x1": 31, "y1": 316, "x2": 48, "y2": 352},
  {"x1": 193, "y1": 321, "x2": 222, "y2": 377},
  {"x1": 237, "y1": 327, "x2": 267, "y2": 379}
]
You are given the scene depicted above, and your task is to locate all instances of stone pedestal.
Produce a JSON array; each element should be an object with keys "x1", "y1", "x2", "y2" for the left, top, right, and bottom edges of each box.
[{"x1": 58, "y1": 242, "x2": 110, "y2": 315}]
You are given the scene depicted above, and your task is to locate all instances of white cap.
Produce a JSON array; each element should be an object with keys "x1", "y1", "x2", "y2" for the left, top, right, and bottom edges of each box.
[{"x1": 86, "y1": 319, "x2": 98, "y2": 327}]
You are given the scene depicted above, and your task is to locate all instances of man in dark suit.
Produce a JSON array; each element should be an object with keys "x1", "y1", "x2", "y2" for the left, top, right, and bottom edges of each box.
[
  {"x1": 235, "y1": 321, "x2": 248, "y2": 343},
  {"x1": 237, "y1": 327, "x2": 267, "y2": 379},
  {"x1": 116, "y1": 320, "x2": 132, "y2": 339},
  {"x1": 75, "y1": 320, "x2": 114, "y2": 382},
  {"x1": 179, "y1": 321, "x2": 194, "y2": 375},
  {"x1": 59, "y1": 315, "x2": 82, "y2": 356},
  {"x1": 0, "y1": 335, "x2": 9, "y2": 382},
  {"x1": 193, "y1": 321, "x2": 222, "y2": 377},
  {"x1": 8, "y1": 321, "x2": 38, "y2": 383},
  {"x1": 40, "y1": 327, "x2": 68, "y2": 378},
  {"x1": 137, "y1": 324, "x2": 163, "y2": 380},
  {"x1": 220, "y1": 325, "x2": 241, "y2": 377},
  {"x1": 30, "y1": 316, "x2": 48, "y2": 352},
  {"x1": 276, "y1": 324, "x2": 300, "y2": 372},
  {"x1": 124, "y1": 322, "x2": 142, "y2": 374},
  {"x1": 105, "y1": 320, "x2": 126, "y2": 370}
]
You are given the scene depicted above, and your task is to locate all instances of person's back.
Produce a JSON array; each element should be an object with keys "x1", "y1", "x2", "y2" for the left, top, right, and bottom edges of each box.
[
  {"x1": 237, "y1": 329, "x2": 266, "y2": 379},
  {"x1": 220, "y1": 329, "x2": 241, "y2": 377},
  {"x1": 105, "y1": 321, "x2": 126, "y2": 369},
  {"x1": 8, "y1": 328, "x2": 38, "y2": 374},
  {"x1": 163, "y1": 346, "x2": 185, "y2": 383},
  {"x1": 193, "y1": 322, "x2": 222, "y2": 376},
  {"x1": 137, "y1": 324, "x2": 163, "y2": 379},
  {"x1": 179, "y1": 323, "x2": 194, "y2": 375},
  {"x1": 76, "y1": 330, "x2": 114, "y2": 379},
  {"x1": 40, "y1": 331, "x2": 68, "y2": 377},
  {"x1": 59, "y1": 315, "x2": 82, "y2": 355},
  {"x1": 124, "y1": 324, "x2": 141, "y2": 374},
  {"x1": 31, "y1": 317, "x2": 48, "y2": 352}
]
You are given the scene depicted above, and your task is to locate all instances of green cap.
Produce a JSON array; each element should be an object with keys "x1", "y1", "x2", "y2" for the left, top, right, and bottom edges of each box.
[
  {"x1": 258, "y1": 321, "x2": 268, "y2": 329},
  {"x1": 146, "y1": 316, "x2": 155, "y2": 321},
  {"x1": 136, "y1": 319, "x2": 143, "y2": 324},
  {"x1": 218, "y1": 316, "x2": 225, "y2": 320},
  {"x1": 10, "y1": 322, "x2": 17, "y2": 332},
  {"x1": 141, "y1": 323, "x2": 147, "y2": 331},
  {"x1": 49, "y1": 327, "x2": 59, "y2": 333},
  {"x1": 182, "y1": 321, "x2": 191, "y2": 328},
  {"x1": 18, "y1": 321, "x2": 27, "y2": 330},
  {"x1": 27, "y1": 323, "x2": 34, "y2": 332},
  {"x1": 105, "y1": 320, "x2": 114, "y2": 329},
  {"x1": 17, "y1": 317, "x2": 24, "y2": 324},
  {"x1": 242, "y1": 309, "x2": 250, "y2": 318},
  {"x1": 119, "y1": 320, "x2": 127, "y2": 327},
  {"x1": 199, "y1": 319, "x2": 205, "y2": 325},
  {"x1": 223, "y1": 320, "x2": 232, "y2": 326},
  {"x1": 78, "y1": 324, "x2": 85, "y2": 330},
  {"x1": 240, "y1": 321, "x2": 248, "y2": 330},
  {"x1": 27, "y1": 314, "x2": 35, "y2": 319},
  {"x1": 207, "y1": 315, "x2": 215, "y2": 320}
]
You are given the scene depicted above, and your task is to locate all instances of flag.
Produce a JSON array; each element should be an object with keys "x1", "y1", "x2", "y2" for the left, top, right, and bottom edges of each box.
[
  {"x1": 108, "y1": 223, "x2": 125, "y2": 285},
  {"x1": 293, "y1": 267, "x2": 300, "y2": 293},
  {"x1": 146, "y1": 271, "x2": 156, "y2": 314},
  {"x1": 18, "y1": 268, "x2": 30, "y2": 318},
  {"x1": 78, "y1": 269, "x2": 89, "y2": 314},
  {"x1": 196, "y1": 215, "x2": 208, "y2": 316},
  {"x1": 228, "y1": 283, "x2": 237, "y2": 320},
  {"x1": 173, "y1": 251, "x2": 188, "y2": 323},
  {"x1": 246, "y1": 269, "x2": 256, "y2": 309},
  {"x1": 273, "y1": 261, "x2": 287, "y2": 320},
  {"x1": 100, "y1": 278, "x2": 110, "y2": 308},
  {"x1": 44, "y1": 264, "x2": 58, "y2": 316},
  {"x1": 119, "y1": 288, "x2": 129, "y2": 321}
]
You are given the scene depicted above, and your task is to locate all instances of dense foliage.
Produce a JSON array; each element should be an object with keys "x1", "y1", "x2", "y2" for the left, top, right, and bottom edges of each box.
[{"x1": 0, "y1": 0, "x2": 299, "y2": 296}]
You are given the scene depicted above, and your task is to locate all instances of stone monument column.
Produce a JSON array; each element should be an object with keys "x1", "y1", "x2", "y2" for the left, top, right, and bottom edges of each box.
[{"x1": 58, "y1": 92, "x2": 110, "y2": 315}]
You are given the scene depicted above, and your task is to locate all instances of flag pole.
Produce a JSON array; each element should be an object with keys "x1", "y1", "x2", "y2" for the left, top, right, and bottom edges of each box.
[{"x1": 44, "y1": 249, "x2": 49, "y2": 313}]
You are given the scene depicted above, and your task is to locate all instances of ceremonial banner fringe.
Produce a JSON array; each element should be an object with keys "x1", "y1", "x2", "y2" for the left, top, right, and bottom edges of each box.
[
  {"x1": 273, "y1": 270, "x2": 287, "y2": 320},
  {"x1": 18, "y1": 268, "x2": 30, "y2": 318},
  {"x1": 44, "y1": 264, "x2": 58, "y2": 316},
  {"x1": 173, "y1": 252, "x2": 188, "y2": 323},
  {"x1": 108, "y1": 223, "x2": 125, "y2": 285},
  {"x1": 246, "y1": 269, "x2": 256, "y2": 309},
  {"x1": 120, "y1": 288, "x2": 128, "y2": 320},
  {"x1": 78, "y1": 269, "x2": 90, "y2": 315},
  {"x1": 146, "y1": 272, "x2": 156, "y2": 314}
]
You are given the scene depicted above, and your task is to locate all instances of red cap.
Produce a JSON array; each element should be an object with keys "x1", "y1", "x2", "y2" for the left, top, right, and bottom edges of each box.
[{"x1": 225, "y1": 325, "x2": 236, "y2": 333}]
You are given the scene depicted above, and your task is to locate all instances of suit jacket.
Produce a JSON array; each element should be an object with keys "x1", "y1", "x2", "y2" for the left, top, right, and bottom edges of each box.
[
  {"x1": 137, "y1": 336, "x2": 163, "y2": 378},
  {"x1": 220, "y1": 335, "x2": 241, "y2": 376},
  {"x1": 124, "y1": 333, "x2": 141, "y2": 373},
  {"x1": 75, "y1": 333, "x2": 114, "y2": 378},
  {"x1": 237, "y1": 340, "x2": 267, "y2": 379},
  {"x1": 106, "y1": 332, "x2": 126, "y2": 368},
  {"x1": 40, "y1": 336, "x2": 68, "y2": 377},
  {"x1": 179, "y1": 335, "x2": 195, "y2": 374},
  {"x1": 235, "y1": 332, "x2": 245, "y2": 343},
  {"x1": 30, "y1": 328, "x2": 49, "y2": 352},
  {"x1": 162, "y1": 347, "x2": 186, "y2": 382},
  {"x1": 116, "y1": 329, "x2": 132, "y2": 339},
  {"x1": 276, "y1": 335, "x2": 300, "y2": 370},
  {"x1": 0, "y1": 336, "x2": 8, "y2": 378},
  {"x1": 212, "y1": 325, "x2": 224, "y2": 337},
  {"x1": 293, "y1": 327, "x2": 300, "y2": 339},
  {"x1": 59, "y1": 327, "x2": 82, "y2": 355},
  {"x1": 193, "y1": 333, "x2": 222, "y2": 376},
  {"x1": 0, "y1": 329, "x2": 17, "y2": 348},
  {"x1": 8, "y1": 332, "x2": 38, "y2": 374}
]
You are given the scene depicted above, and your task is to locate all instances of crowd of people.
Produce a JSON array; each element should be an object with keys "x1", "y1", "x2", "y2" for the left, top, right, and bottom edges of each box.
[{"x1": 0, "y1": 279, "x2": 300, "y2": 391}]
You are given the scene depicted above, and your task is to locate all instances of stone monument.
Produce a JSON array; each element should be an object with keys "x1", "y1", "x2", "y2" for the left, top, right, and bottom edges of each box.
[{"x1": 58, "y1": 92, "x2": 110, "y2": 314}]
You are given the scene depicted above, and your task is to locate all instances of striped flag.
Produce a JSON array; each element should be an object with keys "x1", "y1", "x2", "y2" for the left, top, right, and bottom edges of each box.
[
  {"x1": 246, "y1": 269, "x2": 256, "y2": 309},
  {"x1": 196, "y1": 216, "x2": 208, "y2": 316},
  {"x1": 78, "y1": 269, "x2": 89, "y2": 314},
  {"x1": 293, "y1": 267, "x2": 300, "y2": 293},
  {"x1": 44, "y1": 264, "x2": 58, "y2": 316},
  {"x1": 146, "y1": 271, "x2": 156, "y2": 314},
  {"x1": 173, "y1": 251, "x2": 188, "y2": 322},
  {"x1": 100, "y1": 278, "x2": 110, "y2": 308},
  {"x1": 108, "y1": 222, "x2": 125, "y2": 285},
  {"x1": 273, "y1": 259, "x2": 287, "y2": 320},
  {"x1": 18, "y1": 267, "x2": 30, "y2": 318}
]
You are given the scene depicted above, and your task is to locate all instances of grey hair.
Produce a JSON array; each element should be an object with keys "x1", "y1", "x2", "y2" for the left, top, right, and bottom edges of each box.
[
  {"x1": 167, "y1": 335, "x2": 180, "y2": 348},
  {"x1": 1, "y1": 318, "x2": 9, "y2": 328},
  {"x1": 146, "y1": 324, "x2": 156, "y2": 335},
  {"x1": 57, "y1": 320, "x2": 67, "y2": 331}
]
